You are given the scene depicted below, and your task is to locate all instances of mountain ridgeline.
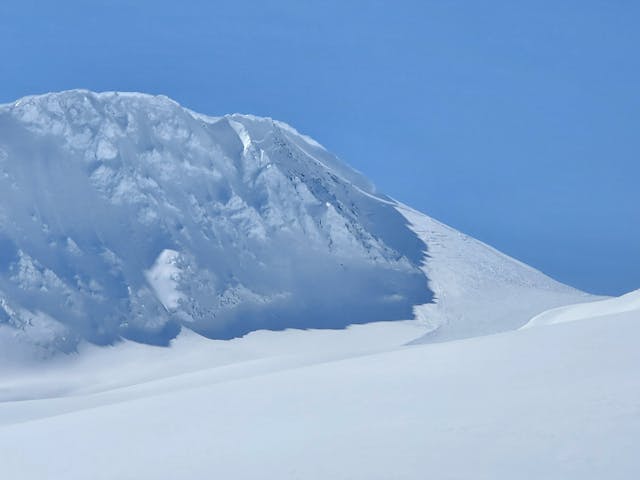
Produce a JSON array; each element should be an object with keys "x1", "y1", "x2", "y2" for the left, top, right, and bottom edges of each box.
[{"x1": 0, "y1": 91, "x2": 432, "y2": 354}]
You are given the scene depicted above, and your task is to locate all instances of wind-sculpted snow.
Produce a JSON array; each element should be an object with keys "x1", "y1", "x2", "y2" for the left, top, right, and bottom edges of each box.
[
  {"x1": 0, "y1": 90, "x2": 431, "y2": 355},
  {"x1": 523, "y1": 288, "x2": 640, "y2": 329}
]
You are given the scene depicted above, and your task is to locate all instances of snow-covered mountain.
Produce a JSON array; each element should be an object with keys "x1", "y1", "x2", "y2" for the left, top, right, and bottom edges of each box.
[
  {"x1": 0, "y1": 90, "x2": 591, "y2": 359},
  {"x1": 1, "y1": 90, "x2": 636, "y2": 480}
]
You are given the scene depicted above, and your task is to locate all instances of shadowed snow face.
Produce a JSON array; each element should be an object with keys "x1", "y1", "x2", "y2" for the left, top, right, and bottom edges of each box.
[{"x1": 0, "y1": 91, "x2": 432, "y2": 353}]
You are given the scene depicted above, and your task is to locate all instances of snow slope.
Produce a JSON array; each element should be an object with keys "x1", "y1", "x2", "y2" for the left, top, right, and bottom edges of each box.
[
  {"x1": 0, "y1": 90, "x2": 595, "y2": 359},
  {"x1": 398, "y1": 204, "x2": 595, "y2": 342},
  {"x1": 0, "y1": 291, "x2": 638, "y2": 480}
]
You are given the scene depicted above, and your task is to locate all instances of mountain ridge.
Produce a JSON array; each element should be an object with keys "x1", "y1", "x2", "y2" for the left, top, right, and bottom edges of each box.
[
  {"x1": 0, "y1": 90, "x2": 431, "y2": 357},
  {"x1": 0, "y1": 90, "x2": 593, "y2": 359}
]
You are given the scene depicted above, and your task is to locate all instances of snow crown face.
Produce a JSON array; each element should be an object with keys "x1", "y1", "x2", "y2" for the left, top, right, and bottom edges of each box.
[{"x1": 0, "y1": 90, "x2": 431, "y2": 354}]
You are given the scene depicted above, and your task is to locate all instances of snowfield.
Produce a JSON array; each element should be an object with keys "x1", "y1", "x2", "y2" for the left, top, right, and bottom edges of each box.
[
  {"x1": 0, "y1": 291, "x2": 638, "y2": 479},
  {"x1": 0, "y1": 90, "x2": 637, "y2": 479}
]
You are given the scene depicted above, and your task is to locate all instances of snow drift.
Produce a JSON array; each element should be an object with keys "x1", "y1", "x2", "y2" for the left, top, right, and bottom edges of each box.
[{"x1": 523, "y1": 288, "x2": 640, "y2": 328}]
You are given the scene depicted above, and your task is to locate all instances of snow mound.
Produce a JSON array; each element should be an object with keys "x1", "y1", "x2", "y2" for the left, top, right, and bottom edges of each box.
[{"x1": 523, "y1": 288, "x2": 640, "y2": 328}]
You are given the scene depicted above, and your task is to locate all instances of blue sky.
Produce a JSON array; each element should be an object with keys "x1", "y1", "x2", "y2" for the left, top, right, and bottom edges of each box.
[{"x1": 0, "y1": 0, "x2": 638, "y2": 295}]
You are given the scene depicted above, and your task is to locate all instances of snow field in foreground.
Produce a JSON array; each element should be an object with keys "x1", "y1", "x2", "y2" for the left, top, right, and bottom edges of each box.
[{"x1": 0, "y1": 294, "x2": 638, "y2": 480}]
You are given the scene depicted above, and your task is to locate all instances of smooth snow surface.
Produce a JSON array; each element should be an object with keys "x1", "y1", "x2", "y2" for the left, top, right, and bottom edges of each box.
[
  {"x1": 0, "y1": 291, "x2": 638, "y2": 479},
  {"x1": 397, "y1": 204, "x2": 596, "y2": 342},
  {"x1": 524, "y1": 288, "x2": 640, "y2": 328}
]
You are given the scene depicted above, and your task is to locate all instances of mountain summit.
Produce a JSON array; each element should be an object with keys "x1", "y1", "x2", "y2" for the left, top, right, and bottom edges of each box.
[
  {"x1": 0, "y1": 90, "x2": 432, "y2": 354},
  {"x1": 0, "y1": 90, "x2": 590, "y2": 358}
]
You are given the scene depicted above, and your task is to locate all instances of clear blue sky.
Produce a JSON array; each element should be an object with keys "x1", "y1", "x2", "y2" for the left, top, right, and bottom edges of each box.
[{"x1": 1, "y1": 0, "x2": 638, "y2": 295}]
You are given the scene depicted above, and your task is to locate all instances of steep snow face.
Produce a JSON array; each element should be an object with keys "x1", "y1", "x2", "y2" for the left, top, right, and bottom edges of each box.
[{"x1": 0, "y1": 90, "x2": 431, "y2": 354}]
